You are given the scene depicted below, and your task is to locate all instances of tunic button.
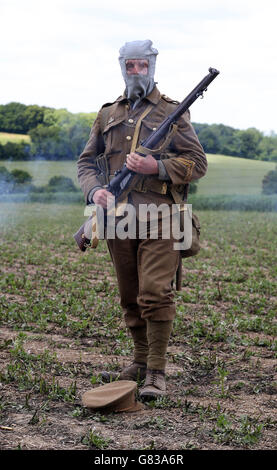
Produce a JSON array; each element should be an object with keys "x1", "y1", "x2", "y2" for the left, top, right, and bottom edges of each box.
[
  {"x1": 128, "y1": 118, "x2": 134, "y2": 124},
  {"x1": 153, "y1": 127, "x2": 157, "y2": 131},
  {"x1": 126, "y1": 135, "x2": 132, "y2": 140}
]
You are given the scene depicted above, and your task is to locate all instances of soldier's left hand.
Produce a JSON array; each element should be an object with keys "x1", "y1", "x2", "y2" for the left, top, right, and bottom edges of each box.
[{"x1": 126, "y1": 153, "x2": 158, "y2": 175}]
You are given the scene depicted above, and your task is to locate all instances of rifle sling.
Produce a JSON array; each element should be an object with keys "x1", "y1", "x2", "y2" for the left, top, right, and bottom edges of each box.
[
  {"x1": 130, "y1": 104, "x2": 154, "y2": 153},
  {"x1": 136, "y1": 123, "x2": 178, "y2": 155}
]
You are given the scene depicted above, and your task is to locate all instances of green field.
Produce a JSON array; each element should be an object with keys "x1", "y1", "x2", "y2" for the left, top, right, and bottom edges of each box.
[
  {"x1": 1, "y1": 154, "x2": 275, "y2": 196},
  {"x1": 1, "y1": 160, "x2": 80, "y2": 187},
  {"x1": 0, "y1": 203, "x2": 276, "y2": 450},
  {"x1": 0, "y1": 132, "x2": 31, "y2": 144},
  {"x1": 197, "y1": 155, "x2": 276, "y2": 196}
]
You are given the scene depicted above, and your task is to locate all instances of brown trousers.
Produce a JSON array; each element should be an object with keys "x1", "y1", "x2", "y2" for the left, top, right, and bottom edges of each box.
[{"x1": 107, "y1": 218, "x2": 180, "y2": 328}]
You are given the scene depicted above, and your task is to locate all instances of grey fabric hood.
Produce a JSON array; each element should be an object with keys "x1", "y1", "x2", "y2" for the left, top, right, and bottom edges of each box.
[{"x1": 118, "y1": 40, "x2": 159, "y2": 108}]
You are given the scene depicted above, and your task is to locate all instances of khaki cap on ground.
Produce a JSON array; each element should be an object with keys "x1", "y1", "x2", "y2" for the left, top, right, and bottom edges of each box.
[{"x1": 82, "y1": 380, "x2": 144, "y2": 412}]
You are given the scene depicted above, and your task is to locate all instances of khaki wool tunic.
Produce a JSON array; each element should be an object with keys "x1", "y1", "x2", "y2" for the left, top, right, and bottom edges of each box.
[
  {"x1": 77, "y1": 86, "x2": 207, "y2": 327},
  {"x1": 77, "y1": 86, "x2": 207, "y2": 207}
]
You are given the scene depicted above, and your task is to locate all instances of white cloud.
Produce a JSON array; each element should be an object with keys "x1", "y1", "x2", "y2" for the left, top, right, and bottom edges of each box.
[{"x1": 1, "y1": 0, "x2": 277, "y2": 132}]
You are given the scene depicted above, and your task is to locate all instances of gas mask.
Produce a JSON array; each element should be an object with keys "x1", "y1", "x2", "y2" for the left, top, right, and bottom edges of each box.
[{"x1": 118, "y1": 40, "x2": 159, "y2": 108}]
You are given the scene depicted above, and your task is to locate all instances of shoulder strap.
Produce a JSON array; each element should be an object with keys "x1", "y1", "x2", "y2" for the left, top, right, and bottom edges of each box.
[
  {"x1": 98, "y1": 97, "x2": 123, "y2": 134},
  {"x1": 99, "y1": 105, "x2": 114, "y2": 134},
  {"x1": 161, "y1": 94, "x2": 180, "y2": 105}
]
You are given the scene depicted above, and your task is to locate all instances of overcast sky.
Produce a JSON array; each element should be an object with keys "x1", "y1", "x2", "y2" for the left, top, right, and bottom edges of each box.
[{"x1": 1, "y1": 0, "x2": 277, "y2": 133}]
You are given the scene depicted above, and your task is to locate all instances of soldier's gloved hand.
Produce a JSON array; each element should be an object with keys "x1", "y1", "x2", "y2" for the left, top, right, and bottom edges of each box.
[
  {"x1": 126, "y1": 153, "x2": 158, "y2": 175},
  {"x1": 93, "y1": 189, "x2": 114, "y2": 209}
]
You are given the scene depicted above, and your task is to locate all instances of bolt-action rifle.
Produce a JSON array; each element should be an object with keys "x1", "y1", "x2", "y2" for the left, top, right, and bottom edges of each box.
[{"x1": 73, "y1": 67, "x2": 220, "y2": 251}]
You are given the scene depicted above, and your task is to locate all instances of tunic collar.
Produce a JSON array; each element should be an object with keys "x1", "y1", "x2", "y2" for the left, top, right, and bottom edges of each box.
[{"x1": 117, "y1": 86, "x2": 161, "y2": 106}]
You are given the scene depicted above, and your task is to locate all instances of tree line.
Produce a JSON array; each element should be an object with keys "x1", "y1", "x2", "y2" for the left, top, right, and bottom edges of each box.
[
  {"x1": 0, "y1": 102, "x2": 276, "y2": 162},
  {"x1": 0, "y1": 102, "x2": 95, "y2": 161},
  {"x1": 193, "y1": 123, "x2": 277, "y2": 162}
]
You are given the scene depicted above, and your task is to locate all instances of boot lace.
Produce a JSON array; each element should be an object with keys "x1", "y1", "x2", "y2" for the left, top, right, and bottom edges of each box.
[{"x1": 148, "y1": 370, "x2": 163, "y2": 387}]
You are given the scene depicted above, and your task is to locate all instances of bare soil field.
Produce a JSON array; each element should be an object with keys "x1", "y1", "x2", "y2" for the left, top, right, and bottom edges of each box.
[{"x1": 0, "y1": 204, "x2": 276, "y2": 452}]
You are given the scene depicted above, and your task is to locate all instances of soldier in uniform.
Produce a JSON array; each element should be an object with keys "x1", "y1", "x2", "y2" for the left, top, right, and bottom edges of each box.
[{"x1": 77, "y1": 40, "x2": 207, "y2": 399}]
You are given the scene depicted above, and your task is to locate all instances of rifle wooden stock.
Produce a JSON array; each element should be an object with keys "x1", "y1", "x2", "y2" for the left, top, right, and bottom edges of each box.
[{"x1": 73, "y1": 218, "x2": 92, "y2": 251}]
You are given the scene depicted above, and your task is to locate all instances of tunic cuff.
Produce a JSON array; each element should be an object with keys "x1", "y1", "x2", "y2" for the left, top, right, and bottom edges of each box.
[
  {"x1": 87, "y1": 186, "x2": 103, "y2": 204},
  {"x1": 157, "y1": 160, "x2": 171, "y2": 181}
]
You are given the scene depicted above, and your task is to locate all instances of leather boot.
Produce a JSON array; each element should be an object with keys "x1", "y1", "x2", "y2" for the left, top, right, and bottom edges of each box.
[
  {"x1": 119, "y1": 361, "x2": 147, "y2": 380},
  {"x1": 101, "y1": 361, "x2": 147, "y2": 382},
  {"x1": 139, "y1": 369, "x2": 166, "y2": 399}
]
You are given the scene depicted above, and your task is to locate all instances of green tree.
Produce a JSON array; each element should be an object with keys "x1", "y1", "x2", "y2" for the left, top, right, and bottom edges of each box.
[
  {"x1": 28, "y1": 108, "x2": 93, "y2": 160},
  {"x1": 0, "y1": 142, "x2": 30, "y2": 161},
  {"x1": 10, "y1": 169, "x2": 32, "y2": 184},
  {"x1": 237, "y1": 128, "x2": 263, "y2": 159},
  {"x1": 194, "y1": 123, "x2": 241, "y2": 157},
  {"x1": 257, "y1": 134, "x2": 277, "y2": 161},
  {"x1": 197, "y1": 127, "x2": 220, "y2": 153},
  {"x1": 23, "y1": 105, "x2": 44, "y2": 131},
  {"x1": 28, "y1": 123, "x2": 64, "y2": 160},
  {"x1": 262, "y1": 166, "x2": 277, "y2": 194},
  {"x1": 47, "y1": 176, "x2": 77, "y2": 192},
  {"x1": 0, "y1": 102, "x2": 27, "y2": 133},
  {"x1": 0, "y1": 102, "x2": 46, "y2": 133}
]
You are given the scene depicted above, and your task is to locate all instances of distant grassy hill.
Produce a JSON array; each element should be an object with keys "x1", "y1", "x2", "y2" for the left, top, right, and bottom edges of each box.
[
  {"x1": 1, "y1": 154, "x2": 275, "y2": 197},
  {"x1": 0, "y1": 132, "x2": 31, "y2": 144},
  {"x1": 197, "y1": 154, "x2": 275, "y2": 196}
]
